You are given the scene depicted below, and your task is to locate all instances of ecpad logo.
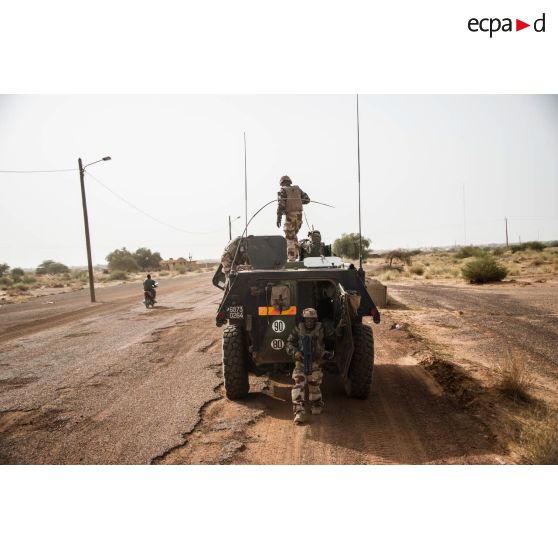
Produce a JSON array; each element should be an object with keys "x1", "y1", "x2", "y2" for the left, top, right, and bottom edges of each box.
[{"x1": 468, "y1": 13, "x2": 546, "y2": 37}]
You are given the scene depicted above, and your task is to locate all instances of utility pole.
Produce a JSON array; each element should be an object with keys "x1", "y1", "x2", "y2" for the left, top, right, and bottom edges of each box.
[
  {"x1": 78, "y1": 155, "x2": 111, "y2": 303},
  {"x1": 505, "y1": 217, "x2": 509, "y2": 247},
  {"x1": 78, "y1": 158, "x2": 96, "y2": 303}
]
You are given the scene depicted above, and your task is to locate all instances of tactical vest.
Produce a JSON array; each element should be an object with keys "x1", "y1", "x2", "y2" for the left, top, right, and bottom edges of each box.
[
  {"x1": 297, "y1": 322, "x2": 322, "y2": 339},
  {"x1": 283, "y1": 185, "x2": 303, "y2": 213}
]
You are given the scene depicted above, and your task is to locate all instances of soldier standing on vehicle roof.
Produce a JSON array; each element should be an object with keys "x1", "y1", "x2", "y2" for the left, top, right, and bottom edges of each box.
[
  {"x1": 286, "y1": 308, "x2": 333, "y2": 425},
  {"x1": 276, "y1": 175, "x2": 310, "y2": 262}
]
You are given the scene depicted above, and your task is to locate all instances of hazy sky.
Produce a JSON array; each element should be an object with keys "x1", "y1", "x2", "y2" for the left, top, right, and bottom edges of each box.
[{"x1": 1, "y1": 95, "x2": 557, "y2": 268}]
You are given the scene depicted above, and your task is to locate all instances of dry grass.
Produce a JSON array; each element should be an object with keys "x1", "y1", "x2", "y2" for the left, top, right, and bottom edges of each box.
[
  {"x1": 520, "y1": 408, "x2": 558, "y2": 464},
  {"x1": 365, "y1": 244, "x2": 558, "y2": 283},
  {"x1": 497, "y1": 351, "x2": 533, "y2": 402}
]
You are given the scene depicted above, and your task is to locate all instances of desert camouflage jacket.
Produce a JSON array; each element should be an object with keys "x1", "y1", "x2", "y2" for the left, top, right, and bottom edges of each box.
[
  {"x1": 286, "y1": 322, "x2": 325, "y2": 360},
  {"x1": 277, "y1": 185, "x2": 310, "y2": 217}
]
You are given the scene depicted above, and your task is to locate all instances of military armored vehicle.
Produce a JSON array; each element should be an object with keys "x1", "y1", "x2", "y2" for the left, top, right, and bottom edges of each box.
[{"x1": 213, "y1": 235, "x2": 380, "y2": 400}]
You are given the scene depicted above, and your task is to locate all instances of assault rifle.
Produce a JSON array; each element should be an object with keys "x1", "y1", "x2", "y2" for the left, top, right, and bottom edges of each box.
[{"x1": 299, "y1": 334, "x2": 314, "y2": 375}]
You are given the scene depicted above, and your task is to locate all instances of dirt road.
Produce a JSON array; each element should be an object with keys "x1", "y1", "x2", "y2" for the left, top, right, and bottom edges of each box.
[
  {"x1": 1, "y1": 274, "x2": 504, "y2": 464},
  {"x1": 389, "y1": 280, "x2": 558, "y2": 399}
]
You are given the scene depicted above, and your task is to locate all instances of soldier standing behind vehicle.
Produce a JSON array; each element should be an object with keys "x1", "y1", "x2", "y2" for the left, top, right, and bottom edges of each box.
[
  {"x1": 220, "y1": 236, "x2": 249, "y2": 280},
  {"x1": 286, "y1": 307, "x2": 332, "y2": 425},
  {"x1": 276, "y1": 175, "x2": 310, "y2": 262}
]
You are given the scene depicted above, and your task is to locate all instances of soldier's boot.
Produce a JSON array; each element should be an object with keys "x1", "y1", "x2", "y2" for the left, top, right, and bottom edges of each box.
[
  {"x1": 293, "y1": 409, "x2": 306, "y2": 424},
  {"x1": 292, "y1": 368, "x2": 306, "y2": 425},
  {"x1": 310, "y1": 401, "x2": 324, "y2": 415}
]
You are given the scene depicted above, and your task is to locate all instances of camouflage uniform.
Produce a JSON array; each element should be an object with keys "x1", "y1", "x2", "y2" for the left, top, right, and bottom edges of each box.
[
  {"x1": 276, "y1": 176, "x2": 310, "y2": 262},
  {"x1": 286, "y1": 310, "x2": 328, "y2": 423},
  {"x1": 299, "y1": 230, "x2": 325, "y2": 259},
  {"x1": 220, "y1": 236, "x2": 248, "y2": 278}
]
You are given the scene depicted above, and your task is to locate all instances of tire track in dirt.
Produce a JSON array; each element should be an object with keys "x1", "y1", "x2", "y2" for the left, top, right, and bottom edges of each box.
[{"x1": 160, "y1": 317, "x2": 501, "y2": 465}]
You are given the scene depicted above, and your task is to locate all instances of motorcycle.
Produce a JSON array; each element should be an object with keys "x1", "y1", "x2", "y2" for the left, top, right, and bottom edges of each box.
[{"x1": 143, "y1": 282, "x2": 158, "y2": 308}]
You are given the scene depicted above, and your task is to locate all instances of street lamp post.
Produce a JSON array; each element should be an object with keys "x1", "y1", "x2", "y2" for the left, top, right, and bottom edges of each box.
[
  {"x1": 78, "y1": 156, "x2": 111, "y2": 303},
  {"x1": 228, "y1": 215, "x2": 241, "y2": 240}
]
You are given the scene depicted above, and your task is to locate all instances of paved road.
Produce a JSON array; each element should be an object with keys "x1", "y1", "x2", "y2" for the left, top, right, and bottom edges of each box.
[
  {"x1": 0, "y1": 274, "x2": 505, "y2": 464},
  {"x1": 0, "y1": 274, "x2": 223, "y2": 464}
]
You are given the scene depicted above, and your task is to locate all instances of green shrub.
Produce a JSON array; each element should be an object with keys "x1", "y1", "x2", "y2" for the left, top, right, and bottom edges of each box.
[
  {"x1": 109, "y1": 270, "x2": 128, "y2": 281},
  {"x1": 176, "y1": 265, "x2": 187, "y2": 274},
  {"x1": 158, "y1": 271, "x2": 170, "y2": 276},
  {"x1": 455, "y1": 246, "x2": 486, "y2": 259},
  {"x1": 0, "y1": 276, "x2": 13, "y2": 287},
  {"x1": 524, "y1": 241, "x2": 545, "y2": 251},
  {"x1": 36, "y1": 260, "x2": 70, "y2": 275},
  {"x1": 11, "y1": 283, "x2": 29, "y2": 292},
  {"x1": 0, "y1": 263, "x2": 10, "y2": 277},
  {"x1": 510, "y1": 241, "x2": 544, "y2": 253},
  {"x1": 409, "y1": 265, "x2": 424, "y2": 276},
  {"x1": 492, "y1": 247, "x2": 505, "y2": 256},
  {"x1": 71, "y1": 270, "x2": 88, "y2": 280},
  {"x1": 461, "y1": 255, "x2": 508, "y2": 284},
  {"x1": 11, "y1": 267, "x2": 25, "y2": 280},
  {"x1": 22, "y1": 276, "x2": 36, "y2": 284}
]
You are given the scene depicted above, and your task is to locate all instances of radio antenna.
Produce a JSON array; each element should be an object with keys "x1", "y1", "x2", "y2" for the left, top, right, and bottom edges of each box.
[
  {"x1": 356, "y1": 94, "x2": 363, "y2": 271},
  {"x1": 244, "y1": 132, "x2": 248, "y2": 236}
]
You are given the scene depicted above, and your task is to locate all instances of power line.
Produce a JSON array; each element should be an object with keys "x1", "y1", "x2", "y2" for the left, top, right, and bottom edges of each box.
[
  {"x1": 85, "y1": 171, "x2": 221, "y2": 236},
  {"x1": 0, "y1": 168, "x2": 77, "y2": 173}
]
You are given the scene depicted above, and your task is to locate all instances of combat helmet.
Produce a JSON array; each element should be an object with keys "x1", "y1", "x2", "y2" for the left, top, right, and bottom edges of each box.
[
  {"x1": 302, "y1": 308, "x2": 318, "y2": 319},
  {"x1": 279, "y1": 175, "x2": 292, "y2": 186}
]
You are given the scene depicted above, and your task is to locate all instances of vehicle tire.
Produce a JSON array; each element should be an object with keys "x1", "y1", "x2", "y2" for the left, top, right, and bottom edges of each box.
[
  {"x1": 222, "y1": 324, "x2": 249, "y2": 399},
  {"x1": 345, "y1": 323, "x2": 374, "y2": 399}
]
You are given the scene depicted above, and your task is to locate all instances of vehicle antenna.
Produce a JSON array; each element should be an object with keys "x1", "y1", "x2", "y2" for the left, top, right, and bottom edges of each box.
[
  {"x1": 244, "y1": 132, "x2": 248, "y2": 237},
  {"x1": 356, "y1": 94, "x2": 363, "y2": 271},
  {"x1": 303, "y1": 210, "x2": 311, "y2": 231}
]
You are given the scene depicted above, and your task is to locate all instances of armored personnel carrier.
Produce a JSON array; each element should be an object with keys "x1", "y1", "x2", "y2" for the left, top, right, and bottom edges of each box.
[{"x1": 213, "y1": 235, "x2": 380, "y2": 400}]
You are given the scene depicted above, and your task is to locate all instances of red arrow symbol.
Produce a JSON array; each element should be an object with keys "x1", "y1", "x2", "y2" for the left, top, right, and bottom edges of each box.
[{"x1": 516, "y1": 19, "x2": 530, "y2": 31}]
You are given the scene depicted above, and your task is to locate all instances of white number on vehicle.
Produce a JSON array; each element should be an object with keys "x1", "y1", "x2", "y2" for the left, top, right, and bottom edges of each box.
[
  {"x1": 272, "y1": 319, "x2": 285, "y2": 333},
  {"x1": 227, "y1": 306, "x2": 244, "y2": 319},
  {"x1": 271, "y1": 339, "x2": 285, "y2": 350}
]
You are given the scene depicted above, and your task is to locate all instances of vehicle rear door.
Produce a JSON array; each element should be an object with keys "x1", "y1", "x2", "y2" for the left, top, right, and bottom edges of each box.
[{"x1": 334, "y1": 284, "x2": 354, "y2": 379}]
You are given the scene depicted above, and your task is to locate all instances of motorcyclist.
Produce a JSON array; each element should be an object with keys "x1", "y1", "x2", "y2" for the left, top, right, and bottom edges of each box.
[{"x1": 143, "y1": 273, "x2": 157, "y2": 303}]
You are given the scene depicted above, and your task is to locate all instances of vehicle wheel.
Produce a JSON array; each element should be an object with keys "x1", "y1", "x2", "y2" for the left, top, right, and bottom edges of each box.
[
  {"x1": 222, "y1": 325, "x2": 249, "y2": 399},
  {"x1": 345, "y1": 323, "x2": 374, "y2": 399}
]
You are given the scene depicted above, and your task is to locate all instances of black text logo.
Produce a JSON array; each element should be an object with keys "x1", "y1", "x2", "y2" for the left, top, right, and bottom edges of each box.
[{"x1": 468, "y1": 13, "x2": 546, "y2": 37}]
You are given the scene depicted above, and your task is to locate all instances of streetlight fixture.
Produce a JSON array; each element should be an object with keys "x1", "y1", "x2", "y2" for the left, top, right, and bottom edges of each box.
[
  {"x1": 78, "y1": 156, "x2": 111, "y2": 303},
  {"x1": 229, "y1": 215, "x2": 241, "y2": 240}
]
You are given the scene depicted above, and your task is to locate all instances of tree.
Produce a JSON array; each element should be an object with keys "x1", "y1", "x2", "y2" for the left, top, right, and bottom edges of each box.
[
  {"x1": 133, "y1": 247, "x2": 163, "y2": 271},
  {"x1": 106, "y1": 248, "x2": 140, "y2": 272},
  {"x1": 0, "y1": 263, "x2": 9, "y2": 277},
  {"x1": 385, "y1": 250, "x2": 413, "y2": 267},
  {"x1": 11, "y1": 267, "x2": 25, "y2": 280},
  {"x1": 36, "y1": 260, "x2": 70, "y2": 275},
  {"x1": 332, "y1": 233, "x2": 371, "y2": 261}
]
